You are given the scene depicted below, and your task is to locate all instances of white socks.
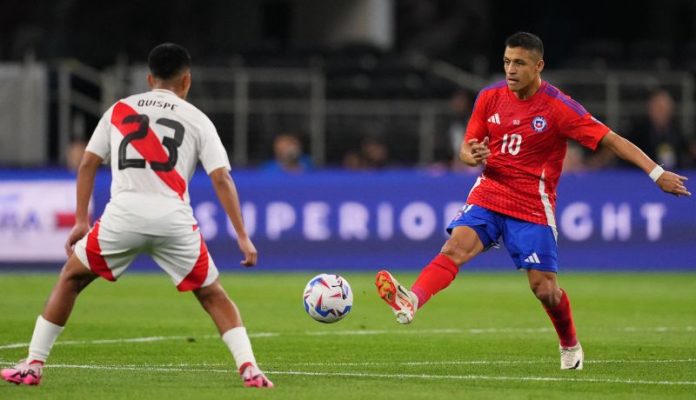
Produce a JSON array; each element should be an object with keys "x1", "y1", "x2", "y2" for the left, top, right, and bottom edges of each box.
[
  {"x1": 26, "y1": 317, "x2": 258, "y2": 370},
  {"x1": 28, "y1": 315, "x2": 64, "y2": 363},
  {"x1": 25, "y1": 316, "x2": 257, "y2": 370},
  {"x1": 221, "y1": 326, "x2": 257, "y2": 371}
]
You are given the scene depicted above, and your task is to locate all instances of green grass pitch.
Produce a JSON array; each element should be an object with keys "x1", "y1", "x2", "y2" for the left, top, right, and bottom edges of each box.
[{"x1": 1, "y1": 271, "x2": 695, "y2": 399}]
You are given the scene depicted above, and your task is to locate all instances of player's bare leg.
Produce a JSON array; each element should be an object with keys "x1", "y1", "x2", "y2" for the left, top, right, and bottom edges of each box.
[
  {"x1": 194, "y1": 280, "x2": 243, "y2": 334},
  {"x1": 527, "y1": 269, "x2": 562, "y2": 306},
  {"x1": 439, "y1": 226, "x2": 485, "y2": 267},
  {"x1": 193, "y1": 280, "x2": 273, "y2": 388},
  {"x1": 2, "y1": 255, "x2": 97, "y2": 386},
  {"x1": 376, "y1": 226, "x2": 484, "y2": 323},
  {"x1": 44, "y1": 255, "x2": 99, "y2": 326},
  {"x1": 527, "y1": 270, "x2": 583, "y2": 370}
]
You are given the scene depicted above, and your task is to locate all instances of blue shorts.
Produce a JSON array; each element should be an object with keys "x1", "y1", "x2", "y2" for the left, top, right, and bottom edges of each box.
[{"x1": 447, "y1": 204, "x2": 559, "y2": 273}]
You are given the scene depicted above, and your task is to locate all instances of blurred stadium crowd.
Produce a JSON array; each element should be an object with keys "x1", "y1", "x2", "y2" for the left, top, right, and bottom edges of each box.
[{"x1": 2, "y1": 0, "x2": 696, "y2": 171}]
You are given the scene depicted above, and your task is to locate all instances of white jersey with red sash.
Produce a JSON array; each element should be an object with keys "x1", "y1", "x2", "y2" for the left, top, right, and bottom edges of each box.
[
  {"x1": 86, "y1": 88, "x2": 230, "y2": 235},
  {"x1": 77, "y1": 89, "x2": 230, "y2": 290}
]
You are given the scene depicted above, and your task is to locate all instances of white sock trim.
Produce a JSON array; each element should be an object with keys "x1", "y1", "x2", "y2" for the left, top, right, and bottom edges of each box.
[
  {"x1": 28, "y1": 315, "x2": 64, "y2": 363},
  {"x1": 221, "y1": 327, "x2": 257, "y2": 372}
]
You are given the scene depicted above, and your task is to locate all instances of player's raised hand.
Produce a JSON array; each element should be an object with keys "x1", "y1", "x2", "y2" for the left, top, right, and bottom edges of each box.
[
  {"x1": 468, "y1": 137, "x2": 491, "y2": 165},
  {"x1": 656, "y1": 171, "x2": 691, "y2": 197},
  {"x1": 64, "y1": 221, "x2": 90, "y2": 257},
  {"x1": 237, "y1": 235, "x2": 258, "y2": 267}
]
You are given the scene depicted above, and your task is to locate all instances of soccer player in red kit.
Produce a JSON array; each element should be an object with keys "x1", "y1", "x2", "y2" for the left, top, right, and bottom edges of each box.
[{"x1": 376, "y1": 32, "x2": 691, "y2": 370}]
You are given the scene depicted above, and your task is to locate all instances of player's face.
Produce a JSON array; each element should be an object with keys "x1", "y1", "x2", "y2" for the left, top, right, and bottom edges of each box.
[{"x1": 503, "y1": 47, "x2": 544, "y2": 95}]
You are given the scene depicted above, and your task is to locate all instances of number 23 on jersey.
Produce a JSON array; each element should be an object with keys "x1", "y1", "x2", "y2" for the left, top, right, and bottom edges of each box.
[{"x1": 118, "y1": 113, "x2": 186, "y2": 171}]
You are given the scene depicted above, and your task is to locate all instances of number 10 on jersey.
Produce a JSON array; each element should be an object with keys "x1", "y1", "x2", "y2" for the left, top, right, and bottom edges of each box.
[{"x1": 501, "y1": 133, "x2": 522, "y2": 155}]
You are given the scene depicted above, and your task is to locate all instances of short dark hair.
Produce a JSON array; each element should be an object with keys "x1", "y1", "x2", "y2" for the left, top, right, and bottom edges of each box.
[
  {"x1": 505, "y1": 32, "x2": 544, "y2": 57},
  {"x1": 147, "y1": 43, "x2": 191, "y2": 80}
]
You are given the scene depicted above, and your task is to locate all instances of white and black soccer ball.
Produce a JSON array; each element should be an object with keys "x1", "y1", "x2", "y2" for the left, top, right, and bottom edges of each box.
[{"x1": 303, "y1": 274, "x2": 353, "y2": 323}]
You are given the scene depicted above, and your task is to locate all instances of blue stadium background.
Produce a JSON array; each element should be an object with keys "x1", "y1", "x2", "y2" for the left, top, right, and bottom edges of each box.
[{"x1": 1, "y1": 0, "x2": 694, "y2": 272}]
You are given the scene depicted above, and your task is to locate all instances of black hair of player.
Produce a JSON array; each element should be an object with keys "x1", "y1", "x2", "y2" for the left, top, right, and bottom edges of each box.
[
  {"x1": 147, "y1": 43, "x2": 191, "y2": 80},
  {"x1": 505, "y1": 32, "x2": 544, "y2": 57}
]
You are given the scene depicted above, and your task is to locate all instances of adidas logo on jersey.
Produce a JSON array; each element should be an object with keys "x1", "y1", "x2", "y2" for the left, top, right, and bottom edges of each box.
[
  {"x1": 487, "y1": 113, "x2": 501, "y2": 125},
  {"x1": 524, "y1": 253, "x2": 541, "y2": 264}
]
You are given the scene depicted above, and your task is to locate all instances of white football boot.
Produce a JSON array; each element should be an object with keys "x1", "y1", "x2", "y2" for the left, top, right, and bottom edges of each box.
[{"x1": 560, "y1": 342, "x2": 584, "y2": 370}]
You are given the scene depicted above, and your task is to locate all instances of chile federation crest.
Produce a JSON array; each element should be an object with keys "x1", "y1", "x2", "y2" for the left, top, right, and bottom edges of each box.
[{"x1": 531, "y1": 116, "x2": 547, "y2": 133}]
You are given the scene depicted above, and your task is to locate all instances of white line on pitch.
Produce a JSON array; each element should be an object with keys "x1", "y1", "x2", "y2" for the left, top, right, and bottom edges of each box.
[
  {"x1": 48, "y1": 363, "x2": 230, "y2": 373},
  {"x1": 623, "y1": 326, "x2": 695, "y2": 332},
  {"x1": 305, "y1": 328, "x2": 469, "y2": 336},
  {"x1": 267, "y1": 370, "x2": 696, "y2": 386},
  {"x1": 0, "y1": 328, "x2": 535, "y2": 350},
  {"x1": 0, "y1": 332, "x2": 278, "y2": 350},
  {"x1": 306, "y1": 326, "x2": 696, "y2": 336},
  {"x1": 305, "y1": 327, "x2": 553, "y2": 336},
  {"x1": 1, "y1": 362, "x2": 693, "y2": 386},
  {"x1": 3, "y1": 358, "x2": 694, "y2": 369},
  {"x1": 274, "y1": 358, "x2": 696, "y2": 367},
  {"x1": 0, "y1": 325, "x2": 693, "y2": 351}
]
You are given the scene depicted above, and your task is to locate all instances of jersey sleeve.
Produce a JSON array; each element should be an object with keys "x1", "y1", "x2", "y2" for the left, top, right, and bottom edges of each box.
[
  {"x1": 463, "y1": 90, "x2": 490, "y2": 142},
  {"x1": 198, "y1": 116, "x2": 231, "y2": 173},
  {"x1": 556, "y1": 98, "x2": 610, "y2": 150},
  {"x1": 85, "y1": 106, "x2": 113, "y2": 160}
]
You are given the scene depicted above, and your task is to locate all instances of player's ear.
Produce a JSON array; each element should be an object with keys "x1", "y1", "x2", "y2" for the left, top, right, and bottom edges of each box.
[
  {"x1": 147, "y1": 73, "x2": 155, "y2": 89},
  {"x1": 181, "y1": 70, "x2": 192, "y2": 94},
  {"x1": 536, "y1": 58, "x2": 545, "y2": 73},
  {"x1": 184, "y1": 71, "x2": 191, "y2": 91}
]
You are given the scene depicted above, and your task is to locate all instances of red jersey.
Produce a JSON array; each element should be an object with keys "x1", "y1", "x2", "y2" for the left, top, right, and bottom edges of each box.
[{"x1": 464, "y1": 80, "x2": 610, "y2": 227}]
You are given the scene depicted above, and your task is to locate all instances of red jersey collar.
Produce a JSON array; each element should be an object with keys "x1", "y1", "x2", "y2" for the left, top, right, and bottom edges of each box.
[{"x1": 506, "y1": 80, "x2": 548, "y2": 104}]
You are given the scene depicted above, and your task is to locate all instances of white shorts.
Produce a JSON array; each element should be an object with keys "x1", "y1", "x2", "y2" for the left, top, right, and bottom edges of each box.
[{"x1": 74, "y1": 218, "x2": 219, "y2": 292}]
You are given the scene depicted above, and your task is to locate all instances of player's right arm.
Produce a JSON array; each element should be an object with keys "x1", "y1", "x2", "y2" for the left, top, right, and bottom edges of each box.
[
  {"x1": 461, "y1": 137, "x2": 490, "y2": 166},
  {"x1": 460, "y1": 90, "x2": 491, "y2": 166}
]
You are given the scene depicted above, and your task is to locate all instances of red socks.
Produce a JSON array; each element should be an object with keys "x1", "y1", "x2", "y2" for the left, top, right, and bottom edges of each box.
[
  {"x1": 411, "y1": 254, "x2": 459, "y2": 308},
  {"x1": 411, "y1": 255, "x2": 577, "y2": 348},
  {"x1": 543, "y1": 289, "x2": 578, "y2": 348}
]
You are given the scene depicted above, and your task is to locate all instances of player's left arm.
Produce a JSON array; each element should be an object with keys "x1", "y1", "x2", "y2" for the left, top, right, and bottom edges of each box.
[
  {"x1": 600, "y1": 131, "x2": 691, "y2": 196},
  {"x1": 199, "y1": 114, "x2": 258, "y2": 267},
  {"x1": 209, "y1": 167, "x2": 258, "y2": 267}
]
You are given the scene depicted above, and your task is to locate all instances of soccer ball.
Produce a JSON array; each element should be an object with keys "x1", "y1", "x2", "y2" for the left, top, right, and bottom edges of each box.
[{"x1": 303, "y1": 274, "x2": 353, "y2": 323}]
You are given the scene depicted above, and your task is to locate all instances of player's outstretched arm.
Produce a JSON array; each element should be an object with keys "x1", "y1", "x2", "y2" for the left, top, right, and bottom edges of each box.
[
  {"x1": 600, "y1": 131, "x2": 691, "y2": 197},
  {"x1": 460, "y1": 137, "x2": 490, "y2": 167},
  {"x1": 209, "y1": 167, "x2": 258, "y2": 267},
  {"x1": 65, "y1": 151, "x2": 103, "y2": 256}
]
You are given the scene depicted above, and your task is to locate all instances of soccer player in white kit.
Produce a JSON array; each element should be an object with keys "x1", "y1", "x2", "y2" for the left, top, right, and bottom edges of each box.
[{"x1": 1, "y1": 43, "x2": 273, "y2": 388}]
